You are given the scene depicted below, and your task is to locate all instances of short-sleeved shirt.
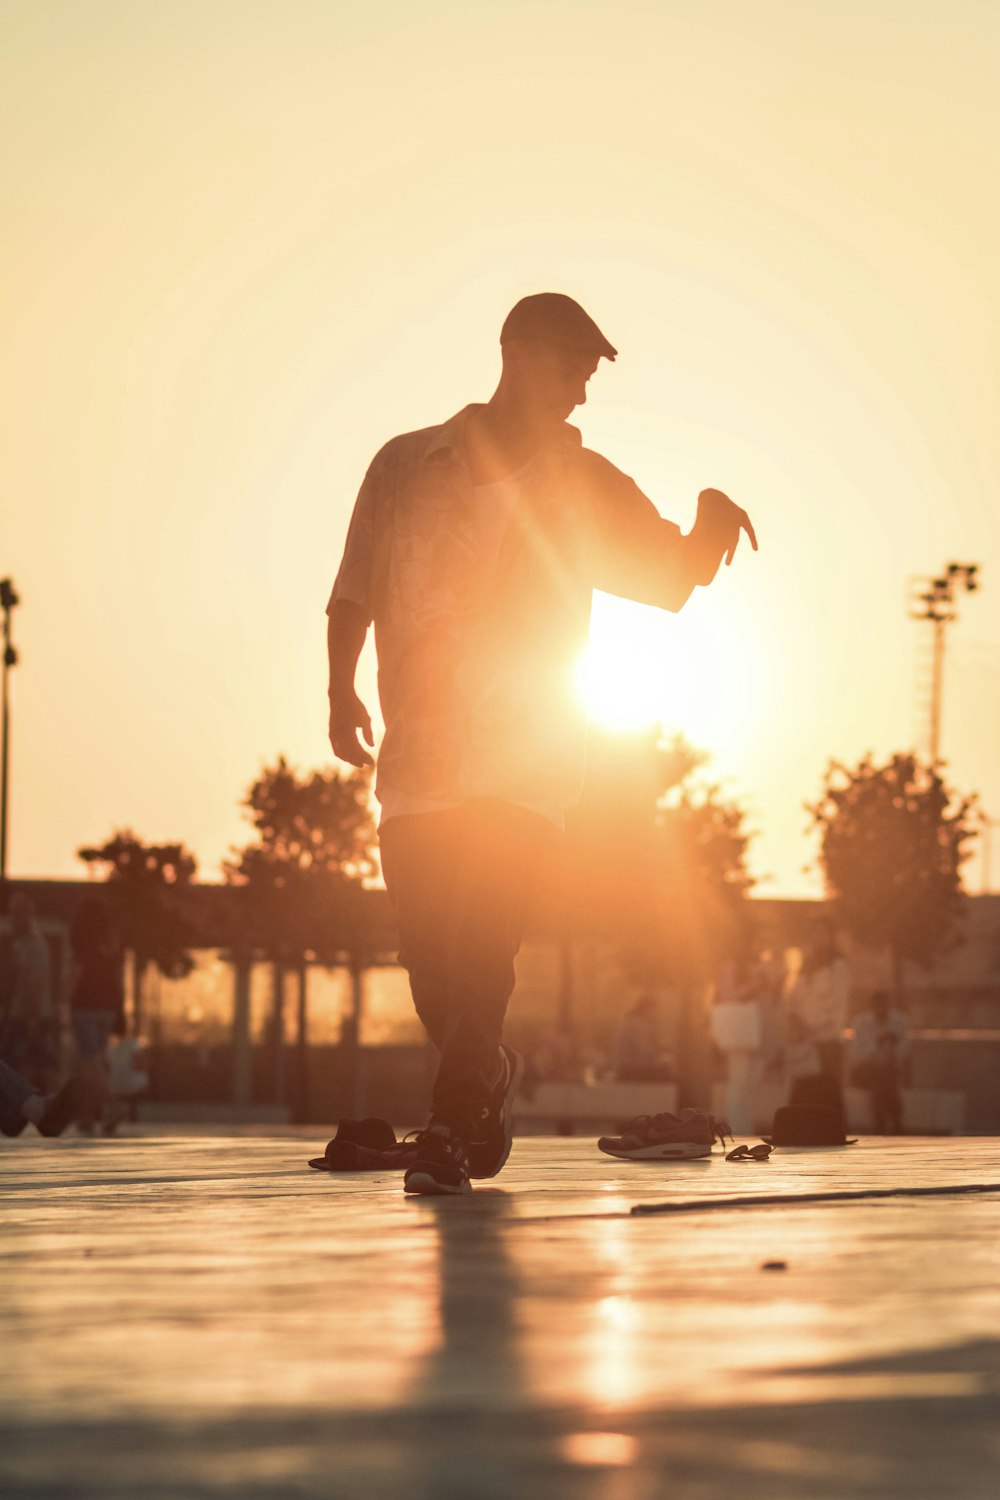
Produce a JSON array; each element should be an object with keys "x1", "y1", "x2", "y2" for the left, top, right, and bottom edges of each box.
[
  {"x1": 328, "y1": 405, "x2": 687, "y2": 823},
  {"x1": 854, "y1": 1009, "x2": 909, "y2": 1065},
  {"x1": 791, "y1": 958, "x2": 852, "y2": 1042}
]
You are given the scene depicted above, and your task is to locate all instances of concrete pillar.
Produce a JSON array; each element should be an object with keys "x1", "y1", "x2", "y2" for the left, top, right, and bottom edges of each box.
[
  {"x1": 271, "y1": 961, "x2": 285, "y2": 1107},
  {"x1": 231, "y1": 957, "x2": 252, "y2": 1108},
  {"x1": 346, "y1": 955, "x2": 366, "y2": 1119},
  {"x1": 293, "y1": 962, "x2": 309, "y2": 1123}
]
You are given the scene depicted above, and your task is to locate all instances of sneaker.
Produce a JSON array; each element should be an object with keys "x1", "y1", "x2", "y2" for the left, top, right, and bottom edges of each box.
[
  {"x1": 308, "y1": 1118, "x2": 417, "y2": 1172},
  {"x1": 403, "y1": 1123, "x2": 471, "y2": 1197},
  {"x1": 597, "y1": 1108, "x2": 731, "y2": 1161},
  {"x1": 468, "y1": 1045, "x2": 524, "y2": 1180}
]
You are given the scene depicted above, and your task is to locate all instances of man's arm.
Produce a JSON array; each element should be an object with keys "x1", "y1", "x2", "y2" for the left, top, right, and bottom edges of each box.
[
  {"x1": 327, "y1": 600, "x2": 374, "y2": 768},
  {"x1": 586, "y1": 454, "x2": 757, "y2": 611},
  {"x1": 326, "y1": 441, "x2": 395, "y2": 768}
]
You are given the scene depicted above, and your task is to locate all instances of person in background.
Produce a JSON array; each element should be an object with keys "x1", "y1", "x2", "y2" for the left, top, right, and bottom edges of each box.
[
  {"x1": 104, "y1": 1014, "x2": 149, "y2": 1135},
  {"x1": 853, "y1": 990, "x2": 910, "y2": 1135},
  {"x1": 710, "y1": 957, "x2": 765, "y2": 1135},
  {"x1": 613, "y1": 995, "x2": 674, "y2": 1083},
  {"x1": 68, "y1": 895, "x2": 124, "y2": 1134},
  {"x1": 1, "y1": 895, "x2": 58, "y2": 1093},
  {"x1": 785, "y1": 921, "x2": 852, "y2": 1118}
]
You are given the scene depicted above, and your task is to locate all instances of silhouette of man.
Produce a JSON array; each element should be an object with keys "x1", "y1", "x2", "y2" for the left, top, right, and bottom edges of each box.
[{"x1": 327, "y1": 292, "x2": 756, "y2": 1195}]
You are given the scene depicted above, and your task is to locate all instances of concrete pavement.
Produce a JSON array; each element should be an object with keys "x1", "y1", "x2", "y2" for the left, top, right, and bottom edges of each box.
[{"x1": 2, "y1": 1132, "x2": 999, "y2": 1498}]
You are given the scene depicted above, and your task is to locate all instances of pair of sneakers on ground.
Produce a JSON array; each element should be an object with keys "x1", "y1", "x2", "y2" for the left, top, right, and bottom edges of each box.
[{"x1": 308, "y1": 1045, "x2": 524, "y2": 1196}]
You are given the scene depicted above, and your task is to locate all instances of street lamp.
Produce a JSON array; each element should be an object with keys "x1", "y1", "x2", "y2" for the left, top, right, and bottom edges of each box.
[
  {"x1": 1, "y1": 576, "x2": 20, "y2": 889},
  {"x1": 909, "y1": 562, "x2": 980, "y2": 763}
]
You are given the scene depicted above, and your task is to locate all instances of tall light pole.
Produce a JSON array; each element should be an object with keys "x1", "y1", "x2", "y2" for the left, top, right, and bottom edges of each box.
[
  {"x1": 0, "y1": 577, "x2": 20, "y2": 892},
  {"x1": 910, "y1": 562, "x2": 980, "y2": 763}
]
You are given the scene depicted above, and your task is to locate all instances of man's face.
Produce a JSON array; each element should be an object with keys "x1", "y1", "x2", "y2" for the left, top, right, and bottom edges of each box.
[{"x1": 507, "y1": 340, "x2": 601, "y2": 424}]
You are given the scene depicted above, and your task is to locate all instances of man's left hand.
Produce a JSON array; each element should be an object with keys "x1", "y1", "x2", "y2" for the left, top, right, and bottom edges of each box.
[
  {"x1": 697, "y1": 488, "x2": 758, "y2": 564},
  {"x1": 689, "y1": 488, "x2": 758, "y2": 585}
]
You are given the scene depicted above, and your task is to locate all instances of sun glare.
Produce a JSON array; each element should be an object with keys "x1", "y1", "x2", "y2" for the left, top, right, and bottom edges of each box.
[{"x1": 577, "y1": 592, "x2": 752, "y2": 754}]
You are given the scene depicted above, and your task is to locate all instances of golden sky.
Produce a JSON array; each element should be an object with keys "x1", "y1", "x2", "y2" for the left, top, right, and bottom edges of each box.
[{"x1": 3, "y1": 0, "x2": 999, "y2": 895}]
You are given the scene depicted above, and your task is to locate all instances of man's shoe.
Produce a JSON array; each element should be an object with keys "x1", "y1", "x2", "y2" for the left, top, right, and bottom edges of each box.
[
  {"x1": 468, "y1": 1045, "x2": 524, "y2": 1179},
  {"x1": 404, "y1": 1123, "x2": 471, "y2": 1196},
  {"x1": 37, "y1": 1078, "x2": 86, "y2": 1138},
  {"x1": 1, "y1": 1111, "x2": 29, "y2": 1138},
  {"x1": 598, "y1": 1108, "x2": 730, "y2": 1161}
]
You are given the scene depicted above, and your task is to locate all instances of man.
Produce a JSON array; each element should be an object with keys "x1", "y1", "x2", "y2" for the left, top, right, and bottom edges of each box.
[
  {"x1": 853, "y1": 990, "x2": 909, "y2": 1135},
  {"x1": 710, "y1": 959, "x2": 766, "y2": 1136},
  {"x1": 327, "y1": 292, "x2": 756, "y2": 1195},
  {"x1": 786, "y1": 920, "x2": 851, "y2": 1119},
  {"x1": 1, "y1": 895, "x2": 58, "y2": 1092}
]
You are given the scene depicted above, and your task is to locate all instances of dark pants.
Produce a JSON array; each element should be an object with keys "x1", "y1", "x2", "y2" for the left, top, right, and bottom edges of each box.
[
  {"x1": 790, "y1": 1040, "x2": 846, "y2": 1118},
  {"x1": 868, "y1": 1064, "x2": 904, "y2": 1135},
  {"x1": 379, "y1": 800, "x2": 553, "y2": 1137}
]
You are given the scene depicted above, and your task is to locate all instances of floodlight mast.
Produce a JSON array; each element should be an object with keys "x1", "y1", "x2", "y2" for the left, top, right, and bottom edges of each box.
[
  {"x1": 909, "y1": 562, "x2": 980, "y2": 763},
  {"x1": 0, "y1": 576, "x2": 20, "y2": 891}
]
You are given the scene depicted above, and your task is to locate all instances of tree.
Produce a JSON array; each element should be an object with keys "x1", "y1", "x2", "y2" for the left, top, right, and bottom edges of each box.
[
  {"x1": 560, "y1": 726, "x2": 755, "y2": 980},
  {"x1": 77, "y1": 830, "x2": 198, "y2": 1024},
  {"x1": 224, "y1": 757, "x2": 379, "y2": 1117},
  {"x1": 645, "y1": 766, "x2": 756, "y2": 984},
  {"x1": 534, "y1": 726, "x2": 755, "y2": 1102},
  {"x1": 808, "y1": 752, "x2": 978, "y2": 993},
  {"x1": 224, "y1": 755, "x2": 378, "y2": 962}
]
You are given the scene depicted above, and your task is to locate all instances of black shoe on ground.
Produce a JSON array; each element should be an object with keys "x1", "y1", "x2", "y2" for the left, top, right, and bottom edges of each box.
[
  {"x1": 307, "y1": 1117, "x2": 414, "y2": 1172},
  {"x1": 468, "y1": 1045, "x2": 524, "y2": 1180},
  {"x1": 337, "y1": 1118, "x2": 398, "y2": 1150},
  {"x1": 404, "y1": 1123, "x2": 471, "y2": 1197},
  {"x1": 37, "y1": 1077, "x2": 86, "y2": 1138}
]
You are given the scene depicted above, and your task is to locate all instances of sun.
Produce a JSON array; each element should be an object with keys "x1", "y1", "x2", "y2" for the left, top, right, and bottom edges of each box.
[
  {"x1": 576, "y1": 591, "x2": 751, "y2": 753},
  {"x1": 575, "y1": 594, "x2": 671, "y2": 731},
  {"x1": 575, "y1": 604, "x2": 662, "y2": 731}
]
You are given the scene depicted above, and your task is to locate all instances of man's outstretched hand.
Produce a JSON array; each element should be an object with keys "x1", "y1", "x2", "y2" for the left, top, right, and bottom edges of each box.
[
  {"x1": 690, "y1": 488, "x2": 758, "y2": 585},
  {"x1": 328, "y1": 690, "x2": 375, "y2": 768}
]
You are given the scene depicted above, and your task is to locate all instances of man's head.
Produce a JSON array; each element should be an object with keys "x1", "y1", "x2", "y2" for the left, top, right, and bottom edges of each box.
[{"x1": 499, "y1": 292, "x2": 616, "y2": 425}]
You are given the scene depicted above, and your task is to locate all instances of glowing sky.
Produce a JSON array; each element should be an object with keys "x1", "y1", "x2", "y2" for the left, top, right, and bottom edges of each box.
[{"x1": 3, "y1": 0, "x2": 999, "y2": 895}]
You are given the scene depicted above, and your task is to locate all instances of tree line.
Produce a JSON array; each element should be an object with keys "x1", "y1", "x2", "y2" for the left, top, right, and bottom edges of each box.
[{"x1": 77, "y1": 736, "x2": 979, "y2": 1023}]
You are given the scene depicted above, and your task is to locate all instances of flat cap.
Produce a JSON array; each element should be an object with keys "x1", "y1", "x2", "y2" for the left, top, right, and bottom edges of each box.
[{"x1": 500, "y1": 292, "x2": 617, "y2": 361}]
